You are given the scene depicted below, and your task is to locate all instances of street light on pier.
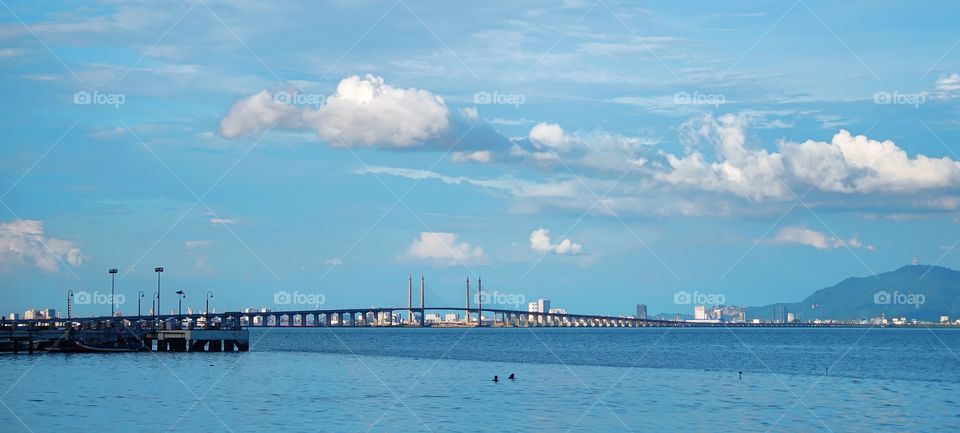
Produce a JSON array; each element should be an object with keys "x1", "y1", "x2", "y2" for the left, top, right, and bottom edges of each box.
[
  {"x1": 154, "y1": 267, "x2": 163, "y2": 315},
  {"x1": 138, "y1": 290, "x2": 145, "y2": 319},
  {"x1": 205, "y1": 291, "x2": 213, "y2": 316},
  {"x1": 176, "y1": 290, "x2": 185, "y2": 319},
  {"x1": 152, "y1": 291, "x2": 159, "y2": 317},
  {"x1": 108, "y1": 268, "x2": 118, "y2": 316}
]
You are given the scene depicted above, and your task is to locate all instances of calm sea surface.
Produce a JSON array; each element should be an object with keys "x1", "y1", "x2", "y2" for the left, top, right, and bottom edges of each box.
[{"x1": 3, "y1": 328, "x2": 959, "y2": 432}]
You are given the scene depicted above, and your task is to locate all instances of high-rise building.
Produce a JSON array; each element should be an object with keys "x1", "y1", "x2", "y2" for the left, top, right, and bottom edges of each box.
[
  {"x1": 636, "y1": 304, "x2": 647, "y2": 319},
  {"x1": 773, "y1": 305, "x2": 788, "y2": 323},
  {"x1": 694, "y1": 305, "x2": 707, "y2": 320},
  {"x1": 528, "y1": 298, "x2": 552, "y2": 313},
  {"x1": 538, "y1": 299, "x2": 551, "y2": 314}
]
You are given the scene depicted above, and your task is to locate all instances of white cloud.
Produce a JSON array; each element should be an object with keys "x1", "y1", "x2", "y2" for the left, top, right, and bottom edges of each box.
[
  {"x1": 209, "y1": 218, "x2": 238, "y2": 225},
  {"x1": 451, "y1": 150, "x2": 492, "y2": 163},
  {"x1": 529, "y1": 122, "x2": 573, "y2": 150},
  {"x1": 219, "y1": 74, "x2": 450, "y2": 148},
  {"x1": 529, "y1": 228, "x2": 582, "y2": 254},
  {"x1": 219, "y1": 90, "x2": 303, "y2": 139},
  {"x1": 358, "y1": 165, "x2": 581, "y2": 199},
  {"x1": 657, "y1": 113, "x2": 788, "y2": 201},
  {"x1": 0, "y1": 219, "x2": 82, "y2": 272},
  {"x1": 936, "y1": 73, "x2": 960, "y2": 97},
  {"x1": 185, "y1": 240, "x2": 211, "y2": 250},
  {"x1": 403, "y1": 232, "x2": 485, "y2": 267},
  {"x1": 658, "y1": 114, "x2": 960, "y2": 201},
  {"x1": 324, "y1": 258, "x2": 343, "y2": 266},
  {"x1": 769, "y1": 226, "x2": 874, "y2": 251},
  {"x1": 0, "y1": 48, "x2": 26, "y2": 58},
  {"x1": 459, "y1": 107, "x2": 479, "y2": 121},
  {"x1": 783, "y1": 129, "x2": 960, "y2": 193}
]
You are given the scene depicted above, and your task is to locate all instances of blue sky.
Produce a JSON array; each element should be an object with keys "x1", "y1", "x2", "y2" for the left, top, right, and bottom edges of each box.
[{"x1": 1, "y1": 0, "x2": 959, "y2": 317}]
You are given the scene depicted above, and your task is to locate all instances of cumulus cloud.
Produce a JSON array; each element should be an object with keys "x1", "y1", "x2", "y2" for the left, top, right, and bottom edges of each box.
[
  {"x1": 658, "y1": 113, "x2": 960, "y2": 201},
  {"x1": 219, "y1": 74, "x2": 450, "y2": 148},
  {"x1": 209, "y1": 218, "x2": 237, "y2": 225},
  {"x1": 529, "y1": 122, "x2": 574, "y2": 150},
  {"x1": 529, "y1": 228, "x2": 582, "y2": 254},
  {"x1": 0, "y1": 219, "x2": 82, "y2": 272},
  {"x1": 783, "y1": 130, "x2": 960, "y2": 193},
  {"x1": 769, "y1": 226, "x2": 874, "y2": 251},
  {"x1": 403, "y1": 232, "x2": 485, "y2": 267},
  {"x1": 657, "y1": 113, "x2": 788, "y2": 201},
  {"x1": 451, "y1": 150, "x2": 492, "y2": 163},
  {"x1": 323, "y1": 258, "x2": 343, "y2": 266}
]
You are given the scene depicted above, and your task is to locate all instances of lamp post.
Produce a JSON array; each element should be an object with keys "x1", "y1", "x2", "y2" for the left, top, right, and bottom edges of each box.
[
  {"x1": 176, "y1": 290, "x2": 185, "y2": 319},
  {"x1": 108, "y1": 268, "x2": 118, "y2": 316},
  {"x1": 152, "y1": 291, "x2": 158, "y2": 317},
  {"x1": 154, "y1": 267, "x2": 163, "y2": 315},
  {"x1": 205, "y1": 291, "x2": 213, "y2": 329},
  {"x1": 137, "y1": 290, "x2": 145, "y2": 319}
]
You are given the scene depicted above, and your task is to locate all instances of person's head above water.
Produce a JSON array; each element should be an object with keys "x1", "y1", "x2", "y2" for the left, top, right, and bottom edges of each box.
[
  {"x1": 508, "y1": 373, "x2": 515, "y2": 380},
  {"x1": 492, "y1": 375, "x2": 499, "y2": 382}
]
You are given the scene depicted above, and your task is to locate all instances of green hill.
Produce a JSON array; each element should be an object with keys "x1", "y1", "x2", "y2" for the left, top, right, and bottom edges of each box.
[{"x1": 746, "y1": 265, "x2": 960, "y2": 322}]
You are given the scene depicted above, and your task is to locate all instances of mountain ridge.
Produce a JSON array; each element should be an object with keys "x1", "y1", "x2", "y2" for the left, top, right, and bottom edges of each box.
[{"x1": 745, "y1": 265, "x2": 960, "y2": 321}]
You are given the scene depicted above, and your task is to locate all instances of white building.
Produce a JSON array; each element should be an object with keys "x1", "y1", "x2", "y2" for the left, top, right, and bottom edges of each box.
[
  {"x1": 443, "y1": 313, "x2": 459, "y2": 322},
  {"x1": 425, "y1": 313, "x2": 442, "y2": 323},
  {"x1": 694, "y1": 305, "x2": 707, "y2": 320}
]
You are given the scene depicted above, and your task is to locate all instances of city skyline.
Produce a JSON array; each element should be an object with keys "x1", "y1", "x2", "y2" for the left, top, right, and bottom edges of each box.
[{"x1": 2, "y1": 1, "x2": 960, "y2": 317}]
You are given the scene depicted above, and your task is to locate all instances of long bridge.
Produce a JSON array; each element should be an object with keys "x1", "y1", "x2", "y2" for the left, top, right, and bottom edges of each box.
[
  {"x1": 1, "y1": 305, "x2": 867, "y2": 331},
  {"x1": 1, "y1": 276, "x2": 880, "y2": 353}
]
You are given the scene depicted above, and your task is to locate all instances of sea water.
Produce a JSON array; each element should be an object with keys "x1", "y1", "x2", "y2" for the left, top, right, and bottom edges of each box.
[{"x1": 2, "y1": 327, "x2": 959, "y2": 432}]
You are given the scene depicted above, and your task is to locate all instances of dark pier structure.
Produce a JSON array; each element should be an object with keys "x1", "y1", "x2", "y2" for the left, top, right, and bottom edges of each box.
[{"x1": 0, "y1": 314, "x2": 249, "y2": 354}]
